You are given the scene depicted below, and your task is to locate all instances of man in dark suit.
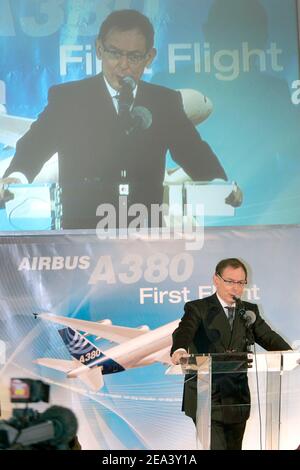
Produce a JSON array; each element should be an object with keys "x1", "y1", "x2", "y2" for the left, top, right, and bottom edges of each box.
[
  {"x1": 171, "y1": 258, "x2": 291, "y2": 450},
  {"x1": 1, "y1": 9, "x2": 227, "y2": 229}
]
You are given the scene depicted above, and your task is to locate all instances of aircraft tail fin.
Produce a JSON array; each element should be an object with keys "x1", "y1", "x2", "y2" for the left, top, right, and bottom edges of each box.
[
  {"x1": 58, "y1": 327, "x2": 102, "y2": 366},
  {"x1": 58, "y1": 327, "x2": 105, "y2": 390}
]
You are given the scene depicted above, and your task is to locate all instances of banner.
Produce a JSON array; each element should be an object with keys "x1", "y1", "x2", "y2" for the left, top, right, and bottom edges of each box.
[
  {"x1": 1, "y1": 225, "x2": 300, "y2": 449},
  {"x1": 0, "y1": 0, "x2": 300, "y2": 230}
]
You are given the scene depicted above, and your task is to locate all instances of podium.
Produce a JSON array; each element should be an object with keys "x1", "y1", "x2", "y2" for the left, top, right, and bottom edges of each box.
[
  {"x1": 163, "y1": 181, "x2": 237, "y2": 222},
  {"x1": 172, "y1": 351, "x2": 300, "y2": 450},
  {"x1": 2, "y1": 183, "x2": 61, "y2": 231}
]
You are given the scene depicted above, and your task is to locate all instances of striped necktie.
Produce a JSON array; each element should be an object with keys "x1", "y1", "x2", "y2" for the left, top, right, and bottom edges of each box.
[{"x1": 225, "y1": 306, "x2": 235, "y2": 330}]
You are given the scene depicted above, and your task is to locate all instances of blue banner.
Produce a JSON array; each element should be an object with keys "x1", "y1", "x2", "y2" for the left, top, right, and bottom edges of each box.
[{"x1": 0, "y1": 226, "x2": 299, "y2": 448}]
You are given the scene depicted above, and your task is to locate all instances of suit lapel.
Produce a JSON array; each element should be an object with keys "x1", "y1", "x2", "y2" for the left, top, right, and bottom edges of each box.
[{"x1": 133, "y1": 80, "x2": 153, "y2": 110}]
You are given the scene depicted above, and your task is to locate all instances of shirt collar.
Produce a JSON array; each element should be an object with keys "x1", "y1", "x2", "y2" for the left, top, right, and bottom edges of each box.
[{"x1": 216, "y1": 293, "x2": 235, "y2": 311}]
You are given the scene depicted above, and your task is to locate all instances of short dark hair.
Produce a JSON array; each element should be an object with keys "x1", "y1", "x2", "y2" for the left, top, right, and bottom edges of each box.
[
  {"x1": 98, "y1": 9, "x2": 154, "y2": 51},
  {"x1": 215, "y1": 258, "x2": 247, "y2": 279}
]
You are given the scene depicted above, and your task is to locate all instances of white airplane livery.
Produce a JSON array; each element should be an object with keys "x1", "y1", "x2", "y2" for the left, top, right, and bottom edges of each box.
[{"x1": 34, "y1": 313, "x2": 180, "y2": 391}]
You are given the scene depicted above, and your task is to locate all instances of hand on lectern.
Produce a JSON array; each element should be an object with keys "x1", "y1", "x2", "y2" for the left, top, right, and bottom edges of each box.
[
  {"x1": 171, "y1": 350, "x2": 188, "y2": 365},
  {"x1": 225, "y1": 181, "x2": 243, "y2": 207},
  {"x1": 0, "y1": 177, "x2": 21, "y2": 206}
]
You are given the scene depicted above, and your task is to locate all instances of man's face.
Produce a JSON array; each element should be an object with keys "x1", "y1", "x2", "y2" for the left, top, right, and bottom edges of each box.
[
  {"x1": 96, "y1": 27, "x2": 156, "y2": 91},
  {"x1": 213, "y1": 266, "x2": 247, "y2": 305}
]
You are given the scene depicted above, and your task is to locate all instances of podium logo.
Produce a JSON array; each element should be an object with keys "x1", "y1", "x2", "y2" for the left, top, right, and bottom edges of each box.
[{"x1": 0, "y1": 340, "x2": 6, "y2": 365}]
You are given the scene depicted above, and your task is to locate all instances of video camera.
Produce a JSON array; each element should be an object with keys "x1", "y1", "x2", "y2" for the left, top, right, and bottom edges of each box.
[{"x1": 0, "y1": 378, "x2": 78, "y2": 450}]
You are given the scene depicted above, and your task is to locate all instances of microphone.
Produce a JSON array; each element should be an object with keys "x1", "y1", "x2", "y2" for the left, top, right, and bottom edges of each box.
[
  {"x1": 118, "y1": 77, "x2": 152, "y2": 134},
  {"x1": 119, "y1": 76, "x2": 136, "y2": 105},
  {"x1": 130, "y1": 106, "x2": 152, "y2": 130},
  {"x1": 233, "y1": 295, "x2": 246, "y2": 316},
  {"x1": 118, "y1": 76, "x2": 135, "y2": 131},
  {"x1": 120, "y1": 75, "x2": 136, "y2": 92},
  {"x1": 233, "y1": 296, "x2": 256, "y2": 327},
  {"x1": 243, "y1": 310, "x2": 256, "y2": 326}
]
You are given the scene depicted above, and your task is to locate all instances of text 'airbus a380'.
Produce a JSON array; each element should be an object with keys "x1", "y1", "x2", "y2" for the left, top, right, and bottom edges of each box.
[{"x1": 34, "y1": 313, "x2": 180, "y2": 391}]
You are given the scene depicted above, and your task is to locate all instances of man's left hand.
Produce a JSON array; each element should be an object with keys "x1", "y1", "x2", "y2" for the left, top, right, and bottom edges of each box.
[{"x1": 225, "y1": 182, "x2": 243, "y2": 207}]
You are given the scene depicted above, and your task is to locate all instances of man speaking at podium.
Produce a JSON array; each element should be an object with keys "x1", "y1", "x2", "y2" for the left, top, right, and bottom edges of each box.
[
  {"x1": 1, "y1": 9, "x2": 228, "y2": 229},
  {"x1": 171, "y1": 258, "x2": 291, "y2": 450}
]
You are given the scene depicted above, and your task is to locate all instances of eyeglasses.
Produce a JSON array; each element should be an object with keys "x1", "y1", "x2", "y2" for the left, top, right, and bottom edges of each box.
[
  {"x1": 101, "y1": 44, "x2": 149, "y2": 65},
  {"x1": 217, "y1": 273, "x2": 247, "y2": 286}
]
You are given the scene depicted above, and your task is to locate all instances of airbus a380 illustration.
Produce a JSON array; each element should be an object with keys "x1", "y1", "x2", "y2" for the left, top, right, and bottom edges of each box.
[{"x1": 34, "y1": 313, "x2": 180, "y2": 391}]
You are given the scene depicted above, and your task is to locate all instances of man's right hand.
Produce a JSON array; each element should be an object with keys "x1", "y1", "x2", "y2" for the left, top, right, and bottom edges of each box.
[
  {"x1": 171, "y1": 350, "x2": 188, "y2": 365},
  {"x1": 0, "y1": 177, "x2": 21, "y2": 204}
]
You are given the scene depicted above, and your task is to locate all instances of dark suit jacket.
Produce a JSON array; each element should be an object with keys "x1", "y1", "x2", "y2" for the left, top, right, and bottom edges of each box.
[
  {"x1": 4, "y1": 74, "x2": 226, "y2": 228},
  {"x1": 171, "y1": 293, "x2": 291, "y2": 424}
]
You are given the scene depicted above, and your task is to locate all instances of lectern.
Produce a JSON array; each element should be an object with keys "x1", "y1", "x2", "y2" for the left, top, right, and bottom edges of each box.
[{"x1": 175, "y1": 351, "x2": 300, "y2": 450}]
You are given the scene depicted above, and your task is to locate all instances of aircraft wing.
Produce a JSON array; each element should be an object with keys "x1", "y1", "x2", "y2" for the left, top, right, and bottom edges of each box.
[
  {"x1": 39, "y1": 313, "x2": 150, "y2": 344},
  {"x1": 151, "y1": 347, "x2": 173, "y2": 365},
  {"x1": 135, "y1": 346, "x2": 173, "y2": 367},
  {"x1": 135, "y1": 346, "x2": 172, "y2": 367},
  {"x1": 0, "y1": 114, "x2": 33, "y2": 147}
]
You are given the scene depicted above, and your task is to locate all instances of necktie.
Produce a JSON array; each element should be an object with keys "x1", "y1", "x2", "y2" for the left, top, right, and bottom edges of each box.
[{"x1": 225, "y1": 306, "x2": 235, "y2": 330}]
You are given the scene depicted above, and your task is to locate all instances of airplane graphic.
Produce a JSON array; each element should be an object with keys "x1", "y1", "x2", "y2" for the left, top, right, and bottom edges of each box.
[{"x1": 34, "y1": 313, "x2": 179, "y2": 391}]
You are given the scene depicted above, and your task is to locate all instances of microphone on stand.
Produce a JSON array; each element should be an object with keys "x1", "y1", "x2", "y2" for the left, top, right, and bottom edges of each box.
[
  {"x1": 243, "y1": 310, "x2": 256, "y2": 327},
  {"x1": 130, "y1": 106, "x2": 152, "y2": 130},
  {"x1": 233, "y1": 295, "x2": 246, "y2": 317},
  {"x1": 118, "y1": 76, "x2": 152, "y2": 134},
  {"x1": 120, "y1": 75, "x2": 136, "y2": 92},
  {"x1": 233, "y1": 296, "x2": 256, "y2": 348},
  {"x1": 118, "y1": 76, "x2": 136, "y2": 107},
  {"x1": 233, "y1": 296, "x2": 256, "y2": 325},
  {"x1": 117, "y1": 76, "x2": 135, "y2": 133}
]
